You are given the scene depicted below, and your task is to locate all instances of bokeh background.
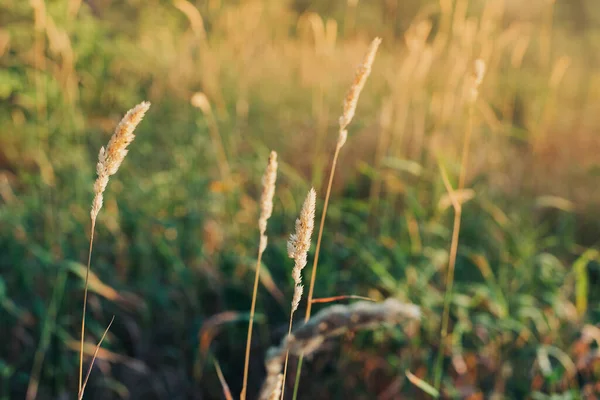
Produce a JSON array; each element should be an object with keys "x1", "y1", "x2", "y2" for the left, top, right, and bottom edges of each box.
[{"x1": 1, "y1": 0, "x2": 600, "y2": 398}]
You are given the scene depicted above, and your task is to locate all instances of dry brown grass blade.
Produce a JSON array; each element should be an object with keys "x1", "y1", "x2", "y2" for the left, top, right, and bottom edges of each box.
[
  {"x1": 196, "y1": 311, "x2": 241, "y2": 379},
  {"x1": 68, "y1": 261, "x2": 120, "y2": 301},
  {"x1": 78, "y1": 316, "x2": 114, "y2": 400},
  {"x1": 65, "y1": 340, "x2": 147, "y2": 373},
  {"x1": 260, "y1": 299, "x2": 420, "y2": 399},
  {"x1": 433, "y1": 59, "x2": 485, "y2": 391},
  {"x1": 213, "y1": 358, "x2": 234, "y2": 400},
  {"x1": 311, "y1": 295, "x2": 375, "y2": 304}
]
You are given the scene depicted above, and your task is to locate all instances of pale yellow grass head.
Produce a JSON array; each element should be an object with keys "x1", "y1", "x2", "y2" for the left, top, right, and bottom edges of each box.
[
  {"x1": 288, "y1": 188, "x2": 316, "y2": 311},
  {"x1": 91, "y1": 101, "x2": 150, "y2": 220},
  {"x1": 338, "y1": 37, "x2": 382, "y2": 133},
  {"x1": 258, "y1": 151, "x2": 278, "y2": 251}
]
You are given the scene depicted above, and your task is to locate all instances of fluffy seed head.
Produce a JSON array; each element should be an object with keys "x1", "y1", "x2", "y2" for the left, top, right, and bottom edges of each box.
[
  {"x1": 91, "y1": 101, "x2": 150, "y2": 220},
  {"x1": 287, "y1": 188, "x2": 316, "y2": 315},
  {"x1": 339, "y1": 37, "x2": 382, "y2": 131},
  {"x1": 291, "y1": 284, "x2": 303, "y2": 312},
  {"x1": 259, "y1": 151, "x2": 278, "y2": 236},
  {"x1": 267, "y1": 374, "x2": 283, "y2": 400},
  {"x1": 287, "y1": 188, "x2": 316, "y2": 271}
]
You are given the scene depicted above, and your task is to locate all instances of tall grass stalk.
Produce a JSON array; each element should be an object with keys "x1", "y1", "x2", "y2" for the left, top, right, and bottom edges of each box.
[
  {"x1": 78, "y1": 101, "x2": 150, "y2": 394},
  {"x1": 433, "y1": 60, "x2": 485, "y2": 391},
  {"x1": 292, "y1": 37, "x2": 381, "y2": 400},
  {"x1": 241, "y1": 151, "x2": 278, "y2": 400},
  {"x1": 280, "y1": 189, "x2": 316, "y2": 399}
]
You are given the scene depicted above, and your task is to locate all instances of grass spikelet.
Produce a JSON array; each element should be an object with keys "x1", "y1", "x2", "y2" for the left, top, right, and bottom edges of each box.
[
  {"x1": 79, "y1": 101, "x2": 150, "y2": 395},
  {"x1": 91, "y1": 101, "x2": 150, "y2": 220},
  {"x1": 259, "y1": 152, "x2": 278, "y2": 250},
  {"x1": 280, "y1": 188, "x2": 316, "y2": 399},
  {"x1": 339, "y1": 37, "x2": 382, "y2": 131},
  {"x1": 289, "y1": 188, "x2": 316, "y2": 298},
  {"x1": 241, "y1": 151, "x2": 278, "y2": 400},
  {"x1": 433, "y1": 57, "x2": 487, "y2": 391}
]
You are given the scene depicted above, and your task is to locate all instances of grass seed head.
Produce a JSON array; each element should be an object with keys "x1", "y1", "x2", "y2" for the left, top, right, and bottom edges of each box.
[
  {"x1": 339, "y1": 37, "x2": 382, "y2": 131},
  {"x1": 91, "y1": 101, "x2": 150, "y2": 220},
  {"x1": 259, "y1": 151, "x2": 278, "y2": 238},
  {"x1": 287, "y1": 188, "x2": 316, "y2": 278}
]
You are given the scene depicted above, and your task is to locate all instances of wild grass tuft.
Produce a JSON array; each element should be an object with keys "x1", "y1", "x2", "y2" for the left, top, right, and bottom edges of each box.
[{"x1": 79, "y1": 101, "x2": 150, "y2": 398}]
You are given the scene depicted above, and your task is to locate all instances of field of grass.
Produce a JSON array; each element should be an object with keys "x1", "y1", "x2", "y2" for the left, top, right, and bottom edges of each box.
[{"x1": 1, "y1": 0, "x2": 600, "y2": 399}]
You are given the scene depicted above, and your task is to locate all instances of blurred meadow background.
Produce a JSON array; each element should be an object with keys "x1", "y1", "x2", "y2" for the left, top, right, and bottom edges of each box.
[{"x1": 1, "y1": 0, "x2": 600, "y2": 398}]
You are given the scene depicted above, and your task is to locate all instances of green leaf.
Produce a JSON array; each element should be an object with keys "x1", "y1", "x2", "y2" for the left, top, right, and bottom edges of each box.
[{"x1": 573, "y1": 249, "x2": 599, "y2": 317}]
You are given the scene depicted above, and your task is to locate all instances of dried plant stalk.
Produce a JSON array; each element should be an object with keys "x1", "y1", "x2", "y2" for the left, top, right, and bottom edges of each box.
[
  {"x1": 305, "y1": 37, "x2": 381, "y2": 323},
  {"x1": 434, "y1": 58, "x2": 486, "y2": 390},
  {"x1": 280, "y1": 188, "x2": 316, "y2": 399},
  {"x1": 79, "y1": 101, "x2": 150, "y2": 395},
  {"x1": 190, "y1": 92, "x2": 231, "y2": 185},
  {"x1": 260, "y1": 299, "x2": 421, "y2": 399},
  {"x1": 293, "y1": 39, "x2": 381, "y2": 399},
  {"x1": 241, "y1": 151, "x2": 278, "y2": 400}
]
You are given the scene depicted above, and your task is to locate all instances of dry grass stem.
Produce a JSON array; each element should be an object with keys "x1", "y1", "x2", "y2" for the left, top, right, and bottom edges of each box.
[
  {"x1": 190, "y1": 92, "x2": 232, "y2": 185},
  {"x1": 241, "y1": 151, "x2": 278, "y2": 400},
  {"x1": 434, "y1": 58, "x2": 486, "y2": 390},
  {"x1": 79, "y1": 101, "x2": 150, "y2": 394},
  {"x1": 260, "y1": 299, "x2": 421, "y2": 399},
  {"x1": 305, "y1": 38, "x2": 381, "y2": 323},
  {"x1": 294, "y1": 37, "x2": 381, "y2": 400},
  {"x1": 78, "y1": 316, "x2": 115, "y2": 400},
  {"x1": 214, "y1": 358, "x2": 234, "y2": 400}
]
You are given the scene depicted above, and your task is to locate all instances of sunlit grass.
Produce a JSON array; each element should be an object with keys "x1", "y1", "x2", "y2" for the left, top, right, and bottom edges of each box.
[{"x1": 0, "y1": 0, "x2": 599, "y2": 398}]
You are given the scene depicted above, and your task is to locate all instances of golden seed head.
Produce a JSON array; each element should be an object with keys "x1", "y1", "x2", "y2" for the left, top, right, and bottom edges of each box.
[
  {"x1": 91, "y1": 101, "x2": 150, "y2": 220},
  {"x1": 258, "y1": 151, "x2": 278, "y2": 236},
  {"x1": 190, "y1": 92, "x2": 212, "y2": 115},
  {"x1": 287, "y1": 188, "x2": 316, "y2": 313},
  {"x1": 339, "y1": 37, "x2": 381, "y2": 130},
  {"x1": 337, "y1": 129, "x2": 348, "y2": 149},
  {"x1": 266, "y1": 374, "x2": 283, "y2": 400},
  {"x1": 291, "y1": 284, "x2": 303, "y2": 312},
  {"x1": 287, "y1": 188, "x2": 316, "y2": 269}
]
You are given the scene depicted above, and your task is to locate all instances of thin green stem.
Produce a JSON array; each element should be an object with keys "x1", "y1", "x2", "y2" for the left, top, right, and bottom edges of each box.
[{"x1": 291, "y1": 356, "x2": 304, "y2": 400}]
